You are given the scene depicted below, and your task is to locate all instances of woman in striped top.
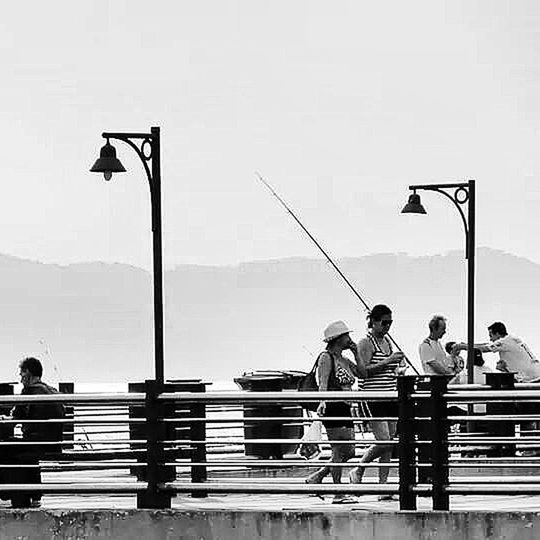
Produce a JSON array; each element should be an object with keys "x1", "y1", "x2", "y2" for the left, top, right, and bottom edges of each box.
[{"x1": 349, "y1": 304, "x2": 406, "y2": 500}]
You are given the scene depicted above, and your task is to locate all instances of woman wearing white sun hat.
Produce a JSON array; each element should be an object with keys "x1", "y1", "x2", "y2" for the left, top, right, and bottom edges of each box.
[{"x1": 305, "y1": 320, "x2": 366, "y2": 504}]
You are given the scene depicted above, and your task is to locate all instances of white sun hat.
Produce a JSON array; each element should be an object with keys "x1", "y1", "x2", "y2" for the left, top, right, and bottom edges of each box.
[{"x1": 323, "y1": 320, "x2": 352, "y2": 342}]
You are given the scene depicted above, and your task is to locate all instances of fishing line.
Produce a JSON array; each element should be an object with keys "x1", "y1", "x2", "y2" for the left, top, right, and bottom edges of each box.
[{"x1": 255, "y1": 172, "x2": 419, "y2": 375}]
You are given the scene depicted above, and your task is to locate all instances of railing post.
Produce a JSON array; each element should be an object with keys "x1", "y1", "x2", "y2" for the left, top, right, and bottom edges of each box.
[
  {"x1": 190, "y1": 382, "x2": 207, "y2": 498},
  {"x1": 137, "y1": 379, "x2": 171, "y2": 509},
  {"x1": 485, "y1": 371, "x2": 516, "y2": 457},
  {"x1": 415, "y1": 379, "x2": 432, "y2": 484},
  {"x1": 431, "y1": 375, "x2": 450, "y2": 511},
  {"x1": 59, "y1": 382, "x2": 74, "y2": 450},
  {"x1": 397, "y1": 375, "x2": 417, "y2": 510}
]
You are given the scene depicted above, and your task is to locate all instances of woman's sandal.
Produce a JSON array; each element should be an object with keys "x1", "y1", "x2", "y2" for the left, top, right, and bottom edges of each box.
[
  {"x1": 305, "y1": 478, "x2": 325, "y2": 500},
  {"x1": 332, "y1": 494, "x2": 358, "y2": 504},
  {"x1": 348, "y1": 467, "x2": 365, "y2": 484},
  {"x1": 377, "y1": 494, "x2": 398, "y2": 501}
]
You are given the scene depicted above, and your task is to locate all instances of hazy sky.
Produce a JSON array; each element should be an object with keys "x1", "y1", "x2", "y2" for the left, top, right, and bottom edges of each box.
[{"x1": 1, "y1": 1, "x2": 539, "y2": 270}]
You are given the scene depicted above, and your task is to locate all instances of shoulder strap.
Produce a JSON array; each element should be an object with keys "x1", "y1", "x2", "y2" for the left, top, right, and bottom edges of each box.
[
  {"x1": 325, "y1": 350, "x2": 338, "y2": 389},
  {"x1": 367, "y1": 333, "x2": 382, "y2": 353},
  {"x1": 310, "y1": 351, "x2": 327, "y2": 374}
]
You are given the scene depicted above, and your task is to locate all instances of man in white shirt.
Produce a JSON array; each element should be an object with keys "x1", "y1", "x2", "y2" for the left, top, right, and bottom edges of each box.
[
  {"x1": 419, "y1": 315, "x2": 463, "y2": 378},
  {"x1": 458, "y1": 322, "x2": 540, "y2": 383},
  {"x1": 456, "y1": 322, "x2": 540, "y2": 447}
]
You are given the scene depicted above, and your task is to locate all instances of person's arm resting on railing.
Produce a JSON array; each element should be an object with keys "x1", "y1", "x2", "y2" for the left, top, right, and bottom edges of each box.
[{"x1": 457, "y1": 340, "x2": 509, "y2": 372}]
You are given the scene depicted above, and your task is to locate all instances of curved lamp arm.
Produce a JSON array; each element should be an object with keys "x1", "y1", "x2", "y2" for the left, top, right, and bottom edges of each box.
[
  {"x1": 102, "y1": 132, "x2": 155, "y2": 193},
  {"x1": 410, "y1": 183, "x2": 471, "y2": 258}
]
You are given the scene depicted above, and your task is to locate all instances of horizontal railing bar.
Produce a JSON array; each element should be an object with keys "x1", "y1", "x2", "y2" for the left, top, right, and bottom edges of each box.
[
  {"x1": 450, "y1": 456, "x2": 540, "y2": 462},
  {"x1": 163, "y1": 482, "x2": 399, "y2": 495},
  {"x1": 446, "y1": 485, "x2": 540, "y2": 494},
  {"x1": 0, "y1": 482, "x2": 147, "y2": 493},
  {"x1": 71, "y1": 406, "x2": 130, "y2": 410},
  {"x1": 158, "y1": 391, "x2": 399, "y2": 402},
  {"x1": 441, "y1": 391, "x2": 540, "y2": 401},
  {"x1": 450, "y1": 477, "x2": 540, "y2": 483},
  {"x1": 0, "y1": 393, "x2": 145, "y2": 404},
  {"x1": 448, "y1": 416, "x2": 540, "y2": 421},
  {"x1": 0, "y1": 439, "x2": 142, "y2": 446},
  {"x1": 447, "y1": 382, "x2": 540, "y2": 392},
  {"x1": 1, "y1": 419, "x2": 143, "y2": 424},
  {"x1": 448, "y1": 463, "x2": 540, "y2": 468},
  {"x1": 162, "y1": 438, "x2": 398, "y2": 445},
  {"x1": 0, "y1": 462, "x2": 144, "y2": 469},
  {"x1": 163, "y1": 416, "x2": 397, "y2": 423},
  {"x1": 205, "y1": 447, "x2": 243, "y2": 454},
  {"x1": 448, "y1": 384, "x2": 487, "y2": 390},
  {"x1": 168, "y1": 460, "x2": 398, "y2": 468},
  {"x1": 448, "y1": 437, "x2": 540, "y2": 444}
]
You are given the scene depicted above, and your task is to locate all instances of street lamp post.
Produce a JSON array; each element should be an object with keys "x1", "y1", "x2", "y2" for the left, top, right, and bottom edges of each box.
[
  {"x1": 402, "y1": 180, "x2": 476, "y2": 384},
  {"x1": 90, "y1": 126, "x2": 164, "y2": 384}
]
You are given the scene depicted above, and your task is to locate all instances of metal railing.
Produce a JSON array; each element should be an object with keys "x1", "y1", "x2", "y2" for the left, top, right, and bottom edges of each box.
[{"x1": 0, "y1": 375, "x2": 539, "y2": 509}]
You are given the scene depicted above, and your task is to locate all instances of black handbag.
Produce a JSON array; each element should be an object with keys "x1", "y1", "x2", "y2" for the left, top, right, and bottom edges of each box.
[{"x1": 297, "y1": 352, "x2": 335, "y2": 411}]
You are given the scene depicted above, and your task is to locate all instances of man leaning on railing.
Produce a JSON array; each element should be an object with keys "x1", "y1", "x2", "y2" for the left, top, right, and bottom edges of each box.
[
  {"x1": 0, "y1": 357, "x2": 65, "y2": 508},
  {"x1": 455, "y1": 322, "x2": 540, "y2": 454}
]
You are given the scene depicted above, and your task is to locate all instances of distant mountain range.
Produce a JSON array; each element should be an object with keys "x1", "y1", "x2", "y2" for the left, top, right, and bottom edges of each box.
[{"x1": 0, "y1": 248, "x2": 537, "y2": 385}]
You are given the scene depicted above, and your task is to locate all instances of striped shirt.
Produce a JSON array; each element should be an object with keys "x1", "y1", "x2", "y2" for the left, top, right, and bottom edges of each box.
[{"x1": 362, "y1": 333, "x2": 399, "y2": 392}]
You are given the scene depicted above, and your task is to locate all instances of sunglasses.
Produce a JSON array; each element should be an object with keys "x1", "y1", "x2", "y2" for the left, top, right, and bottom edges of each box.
[{"x1": 380, "y1": 320, "x2": 393, "y2": 327}]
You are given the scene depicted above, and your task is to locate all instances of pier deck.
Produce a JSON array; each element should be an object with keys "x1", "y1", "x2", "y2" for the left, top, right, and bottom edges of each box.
[{"x1": 8, "y1": 467, "x2": 540, "y2": 513}]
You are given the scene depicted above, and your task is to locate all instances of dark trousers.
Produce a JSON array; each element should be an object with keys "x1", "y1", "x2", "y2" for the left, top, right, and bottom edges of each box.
[{"x1": 0, "y1": 439, "x2": 45, "y2": 507}]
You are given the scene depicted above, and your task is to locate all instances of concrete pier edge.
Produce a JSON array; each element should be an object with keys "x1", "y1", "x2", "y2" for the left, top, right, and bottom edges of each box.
[{"x1": 0, "y1": 509, "x2": 537, "y2": 539}]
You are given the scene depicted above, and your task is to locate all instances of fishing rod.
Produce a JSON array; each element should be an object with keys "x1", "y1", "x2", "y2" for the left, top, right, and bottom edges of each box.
[{"x1": 255, "y1": 172, "x2": 420, "y2": 375}]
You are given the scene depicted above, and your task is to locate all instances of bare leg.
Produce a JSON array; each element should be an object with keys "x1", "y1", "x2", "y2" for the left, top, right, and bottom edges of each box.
[
  {"x1": 350, "y1": 420, "x2": 393, "y2": 483},
  {"x1": 329, "y1": 427, "x2": 355, "y2": 484},
  {"x1": 377, "y1": 421, "x2": 397, "y2": 484},
  {"x1": 306, "y1": 426, "x2": 355, "y2": 484}
]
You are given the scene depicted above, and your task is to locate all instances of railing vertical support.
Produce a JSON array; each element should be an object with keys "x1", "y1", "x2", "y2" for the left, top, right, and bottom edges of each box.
[
  {"x1": 137, "y1": 379, "x2": 171, "y2": 509},
  {"x1": 485, "y1": 372, "x2": 516, "y2": 457},
  {"x1": 59, "y1": 382, "x2": 74, "y2": 450},
  {"x1": 190, "y1": 382, "x2": 208, "y2": 497},
  {"x1": 397, "y1": 375, "x2": 418, "y2": 510},
  {"x1": 431, "y1": 376, "x2": 450, "y2": 511}
]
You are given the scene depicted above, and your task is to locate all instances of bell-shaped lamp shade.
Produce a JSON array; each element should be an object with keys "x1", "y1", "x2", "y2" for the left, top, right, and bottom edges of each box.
[
  {"x1": 401, "y1": 193, "x2": 427, "y2": 214},
  {"x1": 90, "y1": 141, "x2": 126, "y2": 181}
]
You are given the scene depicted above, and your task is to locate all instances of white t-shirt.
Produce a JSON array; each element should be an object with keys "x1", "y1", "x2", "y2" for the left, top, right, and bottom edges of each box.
[
  {"x1": 419, "y1": 338, "x2": 453, "y2": 375},
  {"x1": 486, "y1": 335, "x2": 540, "y2": 382}
]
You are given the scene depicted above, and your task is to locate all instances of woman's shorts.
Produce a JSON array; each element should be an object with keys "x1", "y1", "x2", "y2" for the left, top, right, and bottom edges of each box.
[
  {"x1": 365, "y1": 400, "x2": 398, "y2": 421},
  {"x1": 322, "y1": 402, "x2": 354, "y2": 430}
]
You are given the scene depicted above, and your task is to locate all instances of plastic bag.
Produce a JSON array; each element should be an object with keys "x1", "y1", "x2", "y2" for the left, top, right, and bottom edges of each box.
[{"x1": 297, "y1": 420, "x2": 323, "y2": 460}]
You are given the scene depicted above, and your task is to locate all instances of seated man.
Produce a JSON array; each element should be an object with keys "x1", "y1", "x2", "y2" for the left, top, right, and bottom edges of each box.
[{"x1": 0, "y1": 357, "x2": 64, "y2": 508}]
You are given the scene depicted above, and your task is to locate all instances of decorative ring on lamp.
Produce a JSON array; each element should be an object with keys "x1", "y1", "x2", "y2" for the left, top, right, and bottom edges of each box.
[
  {"x1": 454, "y1": 187, "x2": 469, "y2": 205},
  {"x1": 141, "y1": 138, "x2": 153, "y2": 161}
]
